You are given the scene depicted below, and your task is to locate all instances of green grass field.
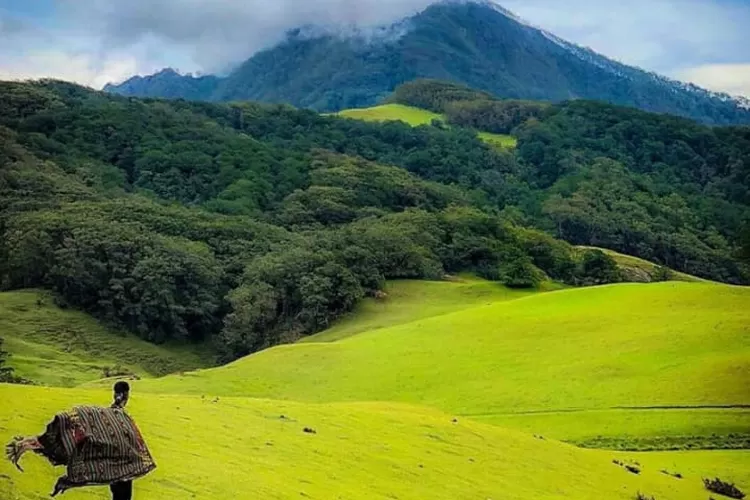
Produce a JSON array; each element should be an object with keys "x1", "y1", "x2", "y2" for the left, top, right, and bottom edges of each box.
[
  {"x1": 337, "y1": 103, "x2": 442, "y2": 126},
  {"x1": 0, "y1": 290, "x2": 212, "y2": 386},
  {"x1": 1, "y1": 276, "x2": 749, "y2": 498},
  {"x1": 478, "y1": 131, "x2": 519, "y2": 149},
  {"x1": 130, "y1": 282, "x2": 750, "y2": 450},
  {"x1": 303, "y1": 276, "x2": 561, "y2": 343},
  {"x1": 337, "y1": 104, "x2": 517, "y2": 149},
  {"x1": 1, "y1": 384, "x2": 747, "y2": 500}
]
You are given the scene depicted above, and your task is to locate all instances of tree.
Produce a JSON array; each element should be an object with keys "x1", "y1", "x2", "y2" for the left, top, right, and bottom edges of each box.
[
  {"x1": 741, "y1": 225, "x2": 750, "y2": 263},
  {"x1": 579, "y1": 250, "x2": 622, "y2": 285},
  {"x1": 652, "y1": 266, "x2": 674, "y2": 282}
]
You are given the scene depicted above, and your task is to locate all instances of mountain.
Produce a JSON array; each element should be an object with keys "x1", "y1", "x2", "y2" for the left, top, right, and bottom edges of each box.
[
  {"x1": 105, "y1": 1, "x2": 750, "y2": 125},
  {"x1": 105, "y1": 68, "x2": 219, "y2": 101}
]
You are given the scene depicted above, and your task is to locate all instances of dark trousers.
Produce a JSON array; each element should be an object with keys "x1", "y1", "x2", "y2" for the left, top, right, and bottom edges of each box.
[{"x1": 110, "y1": 481, "x2": 132, "y2": 500}]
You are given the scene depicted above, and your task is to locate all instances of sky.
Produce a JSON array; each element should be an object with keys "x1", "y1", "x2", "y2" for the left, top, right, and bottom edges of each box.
[{"x1": 1, "y1": 0, "x2": 749, "y2": 97}]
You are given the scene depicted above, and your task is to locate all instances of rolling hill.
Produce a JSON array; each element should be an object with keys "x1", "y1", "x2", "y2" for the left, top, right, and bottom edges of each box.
[
  {"x1": 0, "y1": 290, "x2": 211, "y2": 386},
  {"x1": 301, "y1": 276, "x2": 559, "y2": 343},
  {"x1": 105, "y1": 1, "x2": 750, "y2": 125},
  {"x1": 2, "y1": 384, "x2": 747, "y2": 500},
  {"x1": 124, "y1": 281, "x2": 750, "y2": 451},
  {"x1": 1, "y1": 275, "x2": 748, "y2": 498}
]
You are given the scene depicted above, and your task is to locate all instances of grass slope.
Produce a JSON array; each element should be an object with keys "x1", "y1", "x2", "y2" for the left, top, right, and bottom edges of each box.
[
  {"x1": 0, "y1": 290, "x2": 212, "y2": 386},
  {"x1": 580, "y1": 246, "x2": 708, "y2": 283},
  {"x1": 337, "y1": 103, "x2": 442, "y2": 126},
  {"x1": 134, "y1": 282, "x2": 750, "y2": 448},
  {"x1": 337, "y1": 104, "x2": 518, "y2": 149},
  {"x1": 1, "y1": 384, "x2": 747, "y2": 500},
  {"x1": 477, "y1": 131, "x2": 519, "y2": 149},
  {"x1": 303, "y1": 276, "x2": 560, "y2": 343}
]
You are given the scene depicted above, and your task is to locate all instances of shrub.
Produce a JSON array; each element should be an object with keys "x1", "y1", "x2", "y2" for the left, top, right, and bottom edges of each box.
[
  {"x1": 703, "y1": 478, "x2": 746, "y2": 499},
  {"x1": 652, "y1": 266, "x2": 673, "y2": 282},
  {"x1": 636, "y1": 493, "x2": 655, "y2": 500},
  {"x1": 625, "y1": 464, "x2": 641, "y2": 475},
  {"x1": 101, "y1": 365, "x2": 136, "y2": 379}
]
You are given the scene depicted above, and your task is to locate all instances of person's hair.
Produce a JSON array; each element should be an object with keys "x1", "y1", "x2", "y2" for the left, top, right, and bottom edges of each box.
[
  {"x1": 114, "y1": 381, "x2": 130, "y2": 394},
  {"x1": 112, "y1": 381, "x2": 131, "y2": 409}
]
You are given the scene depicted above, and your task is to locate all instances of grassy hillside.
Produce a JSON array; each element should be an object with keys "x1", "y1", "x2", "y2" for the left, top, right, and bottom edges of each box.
[
  {"x1": 337, "y1": 103, "x2": 442, "y2": 126},
  {"x1": 303, "y1": 276, "x2": 561, "y2": 343},
  {"x1": 0, "y1": 290, "x2": 212, "y2": 386},
  {"x1": 477, "y1": 131, "x2": 519, "y2": 149},
  {"x1": 337, "y1": 104, "x2": 518, "y2": 149},
  {"x1": 1, "y1": 384, "x2": 747, "y2": 500},
  {"x1": 580, "y1": 246, "x2": 708, "y2": 283},
  {"x1": 133, "y1": 282, "x2": 750, "y2": 449}
]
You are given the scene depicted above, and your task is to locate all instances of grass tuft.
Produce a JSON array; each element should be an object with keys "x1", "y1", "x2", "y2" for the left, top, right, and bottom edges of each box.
[{"x1": 704, "y1": 477, "x2": 746, "y2": 499}]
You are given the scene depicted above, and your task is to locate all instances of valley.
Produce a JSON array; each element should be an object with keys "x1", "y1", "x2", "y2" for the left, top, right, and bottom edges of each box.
[{"x1": 1, "y1": 58, "x2": 749, "y2": 498}]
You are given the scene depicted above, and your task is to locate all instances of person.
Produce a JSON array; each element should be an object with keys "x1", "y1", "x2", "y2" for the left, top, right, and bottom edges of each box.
[
  {"x1": 5, "y1": 381, "x2": 155, "y2": 499},
  {"x1": 109, "y1": 381, "x2": 137, "y2": 500}
]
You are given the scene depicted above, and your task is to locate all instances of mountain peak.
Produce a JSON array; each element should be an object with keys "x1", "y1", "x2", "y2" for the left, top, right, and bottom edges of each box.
[{"x1": 105, "y1": 1, "x2": 750, "y2": 125}]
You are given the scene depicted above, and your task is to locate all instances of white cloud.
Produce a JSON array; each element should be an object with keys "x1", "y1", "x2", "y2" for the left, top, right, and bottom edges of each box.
[
  {"x1": 675, "y1": 63, "x2": 750, "y2": 98},
  {"x1": 1, "y1": 0, "x2": 750, "y2": 95},
  {"x1": 0, "y1": 50, "x2": 140, "y2": 89},
  {"x1": 59, "y1": 0, "x2": 439, "y2": 73},
  {"x1": 501, "y1": 0, "x2": 750, "y2": 73}
]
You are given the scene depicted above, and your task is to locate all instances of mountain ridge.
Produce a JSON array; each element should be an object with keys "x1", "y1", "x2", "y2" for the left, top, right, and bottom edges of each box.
[{"x1": 104, "y1": 1, "x2": 750, "y2": 124}]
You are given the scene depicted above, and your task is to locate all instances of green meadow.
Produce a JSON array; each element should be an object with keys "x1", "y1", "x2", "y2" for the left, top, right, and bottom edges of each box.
[
  {"x1": 302, "y1": 276, "x2": 561, "y2": 343},
  {"x1": 1, "y1": 278, "x2": 749, "y2": 499},
  {"x1": 0, "y1": 290, "x2": 210, "y2": 386},
  {"x1": 337, "y1": 103, "x2": 443, "y2": 126},
  {"x1": 337, "y1": 103, "x2": 518, "y2": 149},
  {"x1": 132, "y1": 282, "x2": 750, "y2": 449},
  {"x1": 1, "y1": 384, "x2": 748, "y2": 500}
]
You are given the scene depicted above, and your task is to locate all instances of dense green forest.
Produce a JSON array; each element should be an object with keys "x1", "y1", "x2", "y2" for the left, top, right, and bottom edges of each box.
[
  {"x1": 390, "y1": 81, "x2": 750, "y2": 283},
  {"x1": 1, "y1": 79, "x2": 748, "y2": 360}
]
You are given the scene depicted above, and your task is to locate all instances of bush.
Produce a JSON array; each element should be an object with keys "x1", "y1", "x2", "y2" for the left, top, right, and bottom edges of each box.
[
  {"x1": 652, "y1": 266, "x2": 673, "y2": 282},
  {"x1": 498, "y1": 257, "x2": 542, "y2": 288},
  {"x1": 101, "y1": 365, "x2": 136, "y2": 379},
  {"x1": 636, "y1": 493, "x2": 655, "y2": 500},
  {"x1": 578, "y1": 250, "x2": 622, "y2": 285},
  {"x1": 703, "y1": 478, "x2": 746, "y2": 499}
]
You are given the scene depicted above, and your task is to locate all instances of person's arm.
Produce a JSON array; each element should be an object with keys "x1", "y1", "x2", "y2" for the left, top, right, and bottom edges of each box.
[{"x1": 5, "y1": 436, "x2": 44, "y2": 471}]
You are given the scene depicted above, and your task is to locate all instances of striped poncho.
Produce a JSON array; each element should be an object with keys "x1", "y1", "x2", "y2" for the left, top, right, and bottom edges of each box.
[{"x1": 36, "y1": 405, "x2": 156, "y2": 495}]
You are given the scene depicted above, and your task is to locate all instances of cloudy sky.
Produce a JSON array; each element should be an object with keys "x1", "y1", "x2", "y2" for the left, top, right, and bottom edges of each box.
[{"x1": 1, "y1": 0, "x2": 749, "y2": 97}]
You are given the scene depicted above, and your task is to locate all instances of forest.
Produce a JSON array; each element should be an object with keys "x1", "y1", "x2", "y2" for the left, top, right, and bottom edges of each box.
[{"x1": 1, "y1": 79, "x2": 748, "y2": 359}]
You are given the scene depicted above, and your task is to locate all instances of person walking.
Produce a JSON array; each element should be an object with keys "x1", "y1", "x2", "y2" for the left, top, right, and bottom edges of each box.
[{"x1": 5, "y1": 381, "x2": 155, "y2": 498}]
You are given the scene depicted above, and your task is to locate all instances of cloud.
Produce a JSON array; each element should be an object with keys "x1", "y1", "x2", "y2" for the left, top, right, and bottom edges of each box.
[
  {"x1": 501, "y1": 0, "x2": 750, "y2": 73},
  {"x1": 59, "y1": 0, "x2": 438, "y2": 74},
  {"x1": 676, "y1": 63, "x2": 750, "y2": 98},
  {"x1": 1, "y1": 0, "x2": 750, "y2": 96},
  {"x1": 0, "y1": 49, "x2": 139, "y2": 89}
]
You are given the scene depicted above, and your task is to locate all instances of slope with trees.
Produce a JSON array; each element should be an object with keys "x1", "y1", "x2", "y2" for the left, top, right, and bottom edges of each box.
[
  {"x1": 0, "y1": 80, "x2": 621, "y2": 361},
  {"x1": 1, "y1": 78, "x2": 748, "y2": 361},
  {"x1": 384, "y1": 81, "x2": 750, "y2": 284}
]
